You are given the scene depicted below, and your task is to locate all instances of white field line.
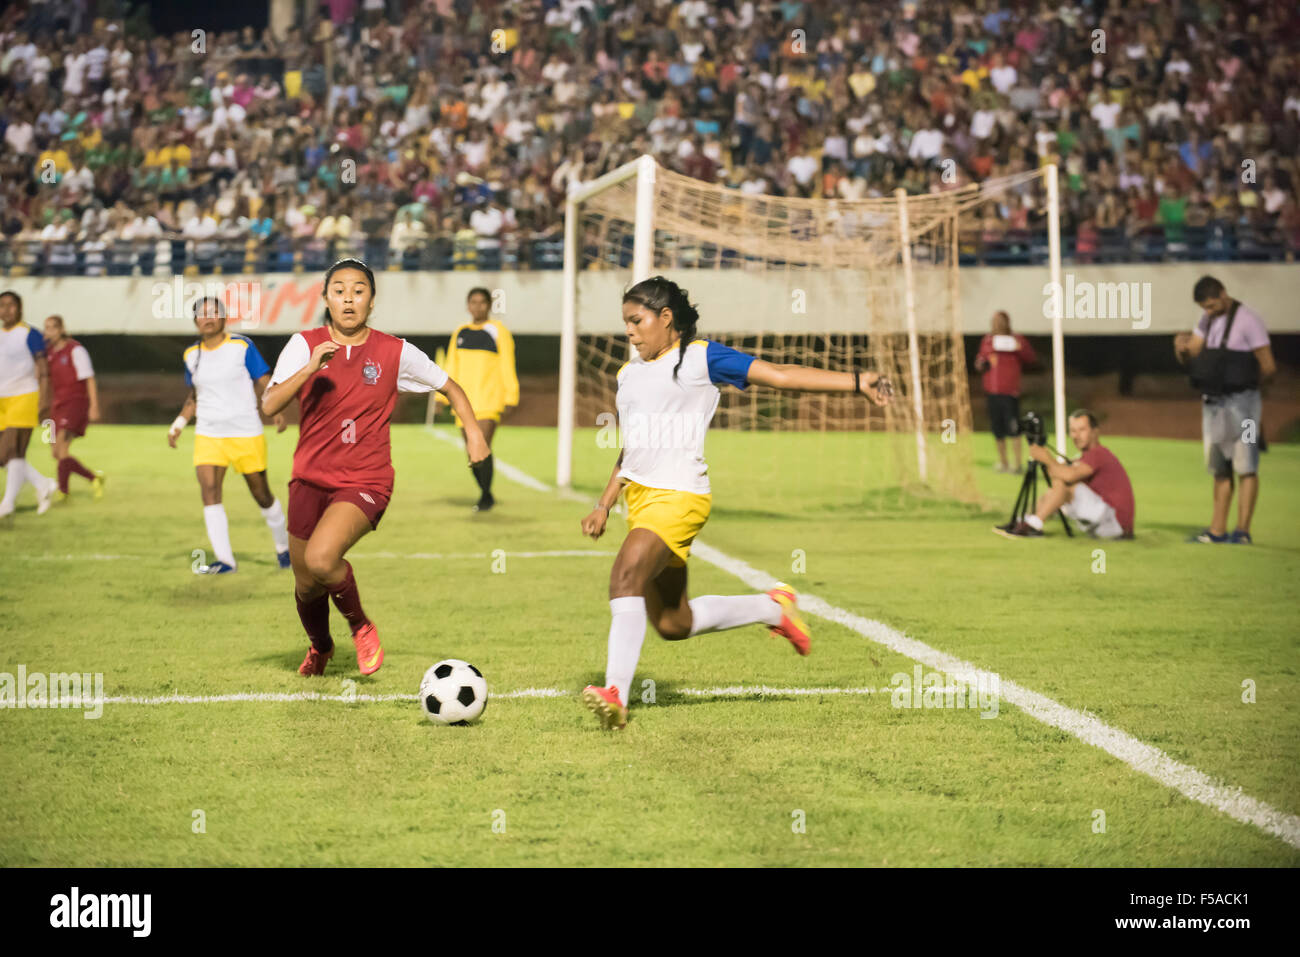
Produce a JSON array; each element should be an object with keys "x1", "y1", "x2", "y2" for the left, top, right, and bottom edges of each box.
[
  {"x1": 468, "y1": 440, "x2": 1300, "y2": 852},
  {"x1": 38, "y1": 685, "x2": 888, "y2": 708}
]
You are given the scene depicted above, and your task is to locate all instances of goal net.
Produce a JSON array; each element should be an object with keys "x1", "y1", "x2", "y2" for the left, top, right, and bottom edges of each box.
[{"x1": 558, "y1": 157, "x2": 1056, "y2": 516}]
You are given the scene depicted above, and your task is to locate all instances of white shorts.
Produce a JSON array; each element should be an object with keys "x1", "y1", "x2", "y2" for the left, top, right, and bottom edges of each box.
[{"x1": 1061, "y1": 482, "x2": 1124, "y2": 539}]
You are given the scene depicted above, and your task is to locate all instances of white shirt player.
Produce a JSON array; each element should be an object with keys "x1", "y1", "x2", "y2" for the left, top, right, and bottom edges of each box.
[
  {"x1": 616, "y1": 338, "x2": 755, "y2": 495},
  {"x1": 183, "y1": 333, "x2": 272, "y2": 438},
  {"x1": 268, "y1": 333, "x2": 449, "y2": 393},
  {"x1": 0, "y1": 322, "x2": 45, "y2": 398}
]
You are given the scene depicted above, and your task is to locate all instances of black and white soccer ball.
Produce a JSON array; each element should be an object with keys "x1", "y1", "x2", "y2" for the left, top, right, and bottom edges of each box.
[{"x1": 419, "y1": 659, "x2": 487, "y2": 725}]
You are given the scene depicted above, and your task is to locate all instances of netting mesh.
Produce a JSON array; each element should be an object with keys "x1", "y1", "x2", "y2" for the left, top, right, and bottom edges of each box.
[{"x1": 570, "y1": 164, "x2": 1044, "y2": 514}]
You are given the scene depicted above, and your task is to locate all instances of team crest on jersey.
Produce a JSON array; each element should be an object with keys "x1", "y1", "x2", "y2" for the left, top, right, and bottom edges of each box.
[{"x1": 361, "y1": 359, "x2": 381, "y2": 385}]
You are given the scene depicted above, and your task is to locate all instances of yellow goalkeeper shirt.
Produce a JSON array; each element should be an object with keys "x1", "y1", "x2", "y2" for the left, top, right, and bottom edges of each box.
[{"x1": 438, "y1": 318, "x2": 519, "y2": 422}]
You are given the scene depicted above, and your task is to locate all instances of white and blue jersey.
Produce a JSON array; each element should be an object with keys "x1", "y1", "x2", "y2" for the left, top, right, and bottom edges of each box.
[
  {"x1": 0, "y1": 322, "x2": 45, "y2": 398},
  {"x1": 615, "y1": 338, "x2": 755, "y2": 494},
  {"x1": 183, "y1": 333, "x2": 271, "y2": 438}
]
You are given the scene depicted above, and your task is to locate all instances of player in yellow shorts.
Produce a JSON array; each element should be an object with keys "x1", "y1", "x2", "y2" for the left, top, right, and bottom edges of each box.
[
  {"x1": 0, "y1": 290, "x2": 58, "y2": 520},
  {"x1": 435, "y1": 287, "x2": 518, "y2": 511},
  {"x1": 166, "y1": 296, "x2": 289, "y2": 574},
  {"x1": 578, "y1": 275, "x2": 894, "y2": 729}
]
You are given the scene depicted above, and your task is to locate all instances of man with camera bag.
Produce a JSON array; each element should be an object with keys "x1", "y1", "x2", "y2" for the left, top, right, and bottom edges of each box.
[
  {"x1": 1174, "y1": 276, "x2": 1275, "y2": 545},
  {"x1": 997, "y1": 410, "x2": 1135, "y2": 540}
]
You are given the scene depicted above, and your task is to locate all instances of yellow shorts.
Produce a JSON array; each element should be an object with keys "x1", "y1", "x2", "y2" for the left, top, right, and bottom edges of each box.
[
  {"x1": 624, "y1": 481, "x2": 712, "y2": 567},
  {"x1": 0, "y1": 391, "x2": 39, "y2": 430},
  {"x1": 193, "y1": 434, "x2": 268, "y2": 474}
]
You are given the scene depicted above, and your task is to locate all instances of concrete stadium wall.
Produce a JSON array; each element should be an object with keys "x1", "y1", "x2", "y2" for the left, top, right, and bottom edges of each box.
[{"x1": 4, "y1": 262, "x2": 1296, "y2": 337}]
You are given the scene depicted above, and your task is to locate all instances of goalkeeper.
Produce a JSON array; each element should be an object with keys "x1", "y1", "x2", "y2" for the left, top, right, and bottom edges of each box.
[{"x1": 435, "y1": 287, "x2": 518, "y2": 512}]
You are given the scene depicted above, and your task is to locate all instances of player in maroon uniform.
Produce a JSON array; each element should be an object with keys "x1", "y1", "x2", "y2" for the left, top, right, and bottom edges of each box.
[
  {"x1": 262, "y1": 260, "x2": 489, "y2": 677},
  {"x1": 42, "y1": 315, "x2": 104, "y2": 500}
]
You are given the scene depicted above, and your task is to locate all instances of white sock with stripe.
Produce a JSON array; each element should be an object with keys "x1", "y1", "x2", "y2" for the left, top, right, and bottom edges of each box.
[
  {"x1": 261, "y1": 498, "x2": 289, "y2": 554},
  {"x1": 688, "y1": 594, "x2": 782, "y2": 636},
  {"x1": 1, "y1": 459, "x2": 24, "y2": 509},
  {"x1": 604, "y1": 596, "x2": 647, "y2": 707},
  {"x1": 203, "y1": 504, "x2": 236, "y2": 567}
]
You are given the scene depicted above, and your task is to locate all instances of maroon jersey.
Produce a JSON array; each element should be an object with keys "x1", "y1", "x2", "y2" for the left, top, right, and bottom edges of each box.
[
  {"x1": 293, "y1": 327, "x2": 405, "y2": 493},
  {"x1": 976, "y1": 333, "x2": 1036, "y2": 396},
  {"x1": 1081, "y1": 443, "x2": 1135, "y2": 536},
  {"x1": 48, "y1": 337, "x2": 91, "y2": 408}
]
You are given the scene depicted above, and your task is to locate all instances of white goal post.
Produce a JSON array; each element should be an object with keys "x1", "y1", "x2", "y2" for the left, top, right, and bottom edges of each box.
[{"x1": 555, "y1": 155, "x2": 1064, "y2": 496}]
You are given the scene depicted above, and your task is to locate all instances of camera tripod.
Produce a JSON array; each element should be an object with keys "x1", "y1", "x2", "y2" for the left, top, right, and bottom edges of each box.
[{"x1": 1000, "y1": 445, "x2": 1074, "y2": 536}]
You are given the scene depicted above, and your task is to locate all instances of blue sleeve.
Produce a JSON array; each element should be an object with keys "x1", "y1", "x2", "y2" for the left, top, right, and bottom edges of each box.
[
  {"x1": 183, "y1": 353, "x2": 193, "y2": 388},
  {"x1": 26, "y1": 327, "x2": 45, "y2": 357},
  {"x1": 243, "y1": 339, "x2": 271, "y2": 380},
  {"x1": 705, "y1": 340, "x2": 756, "y2": 390}
]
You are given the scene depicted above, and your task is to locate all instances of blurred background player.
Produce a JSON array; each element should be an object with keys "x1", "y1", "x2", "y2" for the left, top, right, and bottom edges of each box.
[
  {"x1": 262, "y1": 260, "x2": 488, "y2": 678},
  {"x1": 42, "y1": 315, "x2": 104, "y2": 501},
  {"x1": 974, "y1": 310, "x2": 1037, "y2": 474},
  {"x1": 0, "y1": 290, "x2": 56, "y2": 521},
  {"x1": 578, "y1": 276, "x2": 894, "y2": 730},
  {"x1": 435, "y1": 287, "x2": 518, "y2": 511},
  {"x1": 167, "y1": 296, "x2": 290, "y2": 574}
]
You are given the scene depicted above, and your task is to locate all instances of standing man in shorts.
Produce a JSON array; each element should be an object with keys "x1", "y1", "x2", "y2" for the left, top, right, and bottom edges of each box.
[
  {"x1": 43, "y1": 314, "x2": 105, "y2": 501},
  {"x1": 974, "y1": 310, "x2": 1037, "y2": 473},
  {"x1": 1175, "y1": 276, "x2": 1275, "y2": 544}
]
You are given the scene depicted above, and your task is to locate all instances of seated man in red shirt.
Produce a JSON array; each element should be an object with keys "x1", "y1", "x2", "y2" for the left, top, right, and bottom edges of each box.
[{"x1": 998, "y1": 409, "x2": 1135, "y2": 539}]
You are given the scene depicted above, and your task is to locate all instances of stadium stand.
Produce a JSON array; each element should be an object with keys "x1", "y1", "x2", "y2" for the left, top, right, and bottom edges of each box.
[{"x1": 1, "y1": 0, "x2": 1298, "y2": 275}]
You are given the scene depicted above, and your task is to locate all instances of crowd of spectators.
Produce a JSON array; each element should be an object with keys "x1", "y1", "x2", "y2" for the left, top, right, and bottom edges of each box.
[{"x1": 1, "y1": 0, "x2": 1299, "y2": 274}]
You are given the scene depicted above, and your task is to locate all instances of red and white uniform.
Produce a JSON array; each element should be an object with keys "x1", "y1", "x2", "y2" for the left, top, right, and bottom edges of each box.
[
  {"x1": 269, "y1": 326, "x2": 448, "y2": 537},
  {"x1": 47, "y1": 337, "x2": 94, "y2": 437}
]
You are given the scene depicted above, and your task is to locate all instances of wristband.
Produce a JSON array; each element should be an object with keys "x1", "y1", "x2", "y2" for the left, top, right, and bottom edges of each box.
[
  {"x1": 170, "y1": 415, "x2": 188, "y2": 433},
  {"x1": 854, "y1": 370, "x2": 862, "y2": 395},
  {"x1": 594, "y1": 502, "x2": 610, "y2": 512}
]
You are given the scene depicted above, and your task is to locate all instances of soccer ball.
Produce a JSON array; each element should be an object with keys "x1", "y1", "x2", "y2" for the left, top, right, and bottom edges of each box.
[{"x1": 419, "y1": 659, "x2": 487, "y2": 725}]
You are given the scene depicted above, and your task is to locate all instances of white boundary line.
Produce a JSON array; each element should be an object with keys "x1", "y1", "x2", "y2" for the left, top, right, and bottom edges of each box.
[
  {"x1": 448, "y1": 436, "x2": 1300, "y2": 852},
  {"x1": 33, "y1": 685, "x2": 887, "y2": 708}
]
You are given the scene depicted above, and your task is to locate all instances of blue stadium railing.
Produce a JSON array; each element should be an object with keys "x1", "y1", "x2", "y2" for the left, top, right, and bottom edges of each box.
[{"x1": 0, "y1": 226, "x2": 1293, "y2": 276}]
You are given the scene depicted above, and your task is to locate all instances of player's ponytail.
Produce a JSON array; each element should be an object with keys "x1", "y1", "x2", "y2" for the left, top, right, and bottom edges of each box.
[{"x1": 622, "y1": 276, "x2": 700, "y2": 380}]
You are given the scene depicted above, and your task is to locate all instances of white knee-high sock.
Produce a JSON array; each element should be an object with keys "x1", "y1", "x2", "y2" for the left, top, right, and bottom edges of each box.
[
  {"x1": 604, "y1": 596, "x2": 647, "y2": 707},
  {"x1": 261, "y1": 498, "x2": 289, "y2": 553},
  {"x1": 687, "y1": 594, "x2": 783, "y2": 636},
  {"x1": 1, "y1": 460, "x2": 24, "y2": 509},
  {"x1": 203, "y1": 504, "x2": 236, "y2": 567},
  {"x1": 22, "y1": 459, "x2": 53, "y2": 493}
]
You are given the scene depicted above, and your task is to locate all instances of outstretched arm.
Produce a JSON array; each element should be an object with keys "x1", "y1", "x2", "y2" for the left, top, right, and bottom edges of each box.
[{"x1": 745, "y1": 360, "x2": 894, "y2": 406}]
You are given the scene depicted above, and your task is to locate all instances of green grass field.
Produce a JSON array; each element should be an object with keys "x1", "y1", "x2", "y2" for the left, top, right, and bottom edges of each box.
[{"x1": 2, "y1": 425, "x2": 1298, "y2": 866}]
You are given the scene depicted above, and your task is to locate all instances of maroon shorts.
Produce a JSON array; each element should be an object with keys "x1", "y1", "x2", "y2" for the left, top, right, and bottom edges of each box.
[
  {"x1": 287, "y1": 478, "x2": 391, "y2": 540},
  {"x1": 52, "y1": 401, "x2": 89, "y2": 438}
]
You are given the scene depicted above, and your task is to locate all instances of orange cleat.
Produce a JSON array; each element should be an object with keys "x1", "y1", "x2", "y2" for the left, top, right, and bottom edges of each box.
[
  {"x1": 352, "y1": 621, "x2": 384, "y2": 675},
  {"x1": 766, "y1": 582, "x2": 811, "y2": 656},
  {"x1": 582, "y1": 684, "x2": 628, "y2": 730},
  {"x1": 298, "y1": 645, "x2": 333, "y2": 676}
]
